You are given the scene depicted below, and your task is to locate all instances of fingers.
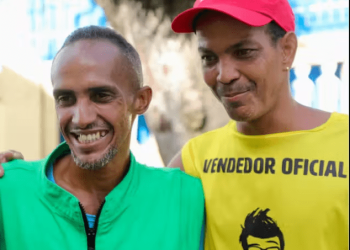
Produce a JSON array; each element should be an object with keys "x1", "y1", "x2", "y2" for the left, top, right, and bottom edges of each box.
[
  {"x1": 0, "y1": 150, "x2": 24, "y2": 177},
  {"x1": 0, "y1": 151, "x2": 24, "y2": 163},
  {"x1": 9, "y1": 150, "x2": 24, "y2": 160},
  {"x1": 0, "y1": 152, "x2": 16, "y2": 163}
]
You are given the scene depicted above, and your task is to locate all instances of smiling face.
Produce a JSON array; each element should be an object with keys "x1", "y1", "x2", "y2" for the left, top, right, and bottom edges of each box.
[
  {"x1": 52, "y1": 39, "x2": 138, "y2": 170},
  {"x1": 196, "y1": 11, "x2": 290, "y2": 122}
]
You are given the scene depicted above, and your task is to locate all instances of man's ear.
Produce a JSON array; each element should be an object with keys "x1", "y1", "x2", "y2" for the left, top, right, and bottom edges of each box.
[
  {"x1": 133, "y1": 86, "x2": 152, "y2": 115},
  {"x1": 280, "y1": 31, "x2": 298, "y2": 68}
]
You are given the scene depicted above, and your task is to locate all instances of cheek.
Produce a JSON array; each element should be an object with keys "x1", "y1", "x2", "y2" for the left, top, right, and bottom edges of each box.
[
  {"x1": 56, "y1": 108, "x2": 70, "y2": 132},
  {"x1": 203, "y1": 68, "x2": 221, "y2": 99},
  {"x1": 101, "y1": 105, "x2": 132, "y2": 132},
  {"x1": 248, "y1": 58, "x2": 279, "y2": 97},
  {"x1": 118, "y1": 113, "x2": 133, "y2": 130},
  {"x1": 113, "y1": 114, "x2": 133, "y2": 147},
  {"x1": 203, "y1": 67, "x2": 217, "y2": 87}
]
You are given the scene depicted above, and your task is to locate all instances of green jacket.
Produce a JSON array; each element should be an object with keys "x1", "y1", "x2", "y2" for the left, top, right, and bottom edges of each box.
[{"x1": 0, "y1": 143, "x2": 204, "y2": 250}]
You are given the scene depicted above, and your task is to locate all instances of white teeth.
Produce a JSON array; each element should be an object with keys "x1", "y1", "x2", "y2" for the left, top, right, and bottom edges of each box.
[{"x1": 77, "y1": 131, "x2": 105, "y2": 143}]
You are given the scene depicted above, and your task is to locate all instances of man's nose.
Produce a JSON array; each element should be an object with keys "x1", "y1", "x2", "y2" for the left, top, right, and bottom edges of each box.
[
  {"x1": 216, "y1": 57, "x2": 240, "y2": 85},
  {"x1": 71, "y1": 100, "x2": 96, "y2": 128}
]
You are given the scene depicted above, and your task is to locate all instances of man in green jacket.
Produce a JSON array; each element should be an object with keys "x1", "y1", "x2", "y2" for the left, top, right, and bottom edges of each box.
[{"x1": 0, "y1": 25, "x2": 204, "y2": 250}]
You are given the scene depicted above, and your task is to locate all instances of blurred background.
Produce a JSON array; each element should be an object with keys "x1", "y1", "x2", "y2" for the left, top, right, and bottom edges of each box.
[{"x1": 0, "y1": 0, "x2": 348, "y2": 166}]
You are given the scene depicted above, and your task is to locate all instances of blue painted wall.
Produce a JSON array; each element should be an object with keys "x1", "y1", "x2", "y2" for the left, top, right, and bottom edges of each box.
[
  {"x1": 24, "y1": 0, "x2": 348, "y2": 61},
  {"x1": 290, "y1": 0, "x2": 349, "y2": 36},
  {"x1": 27, "y1": 0, "x2": 107, "y2": 60}
]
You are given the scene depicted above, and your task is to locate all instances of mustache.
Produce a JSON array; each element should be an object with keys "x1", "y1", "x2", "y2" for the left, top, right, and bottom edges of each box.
[{"x1": 217, "y1": 81, "x2": 256, "y2": 96}]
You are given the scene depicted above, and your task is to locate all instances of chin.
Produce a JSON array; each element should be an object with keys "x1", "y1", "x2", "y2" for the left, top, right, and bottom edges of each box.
[
  {"x1": 71, "y1": 146, "x2": 118, "y2": 171},
  {"x1": 229, "y1": 114, "x2": 253, "y2": 122},
  {"x1": 226, "y1": 106, "x2": 256, "y2": 122}
]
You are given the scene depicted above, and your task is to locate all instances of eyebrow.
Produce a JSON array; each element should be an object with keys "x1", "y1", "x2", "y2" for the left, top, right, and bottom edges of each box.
[
  {"x1": 53, "y1": 89, "x2": 74, "y2": 98},
  {"x1": 198, "y1": 39, "x2": 257, "y2": 54},
  {"x1": 87, "y1": 86, "x2": 117, "y2": 93},
  {"x1": 53, "y1": 86, "x2": 118, "y2": 97}
]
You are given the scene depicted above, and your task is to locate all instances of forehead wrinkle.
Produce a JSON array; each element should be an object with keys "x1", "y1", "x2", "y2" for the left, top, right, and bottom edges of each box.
[
  {"x1": 53, "y1": 75, "x2": 125, "y2": 97},
  {"x1": 198, "y1": 38, "x2": 259, "y2": 54},
  {"x1": 51, "y1": 40, "x2": 122, "y2": 81},
  {"x1": 197, "y1": 21, "x2": 267, "y2": 57},
  {"x1": 57, "y1": 41, "x2": 120, "y2": 68},
  {"x1": 51, "y1": 40, "x2": 141, "y2": 96},
  {"x1": 195, "y1": 11, "x2": 266, "y2": 42}
]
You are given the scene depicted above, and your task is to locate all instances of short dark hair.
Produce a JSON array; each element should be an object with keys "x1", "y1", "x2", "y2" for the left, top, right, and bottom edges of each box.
[
  {"x1": 239, "y1": 208, "x2": 285, "y2": 250},
  {"x1": 265, "y1": 21, "x2": 287, "y2": 45},
  {"x1": 53, "y1": 25, "x2": 143, "y2": 89}
]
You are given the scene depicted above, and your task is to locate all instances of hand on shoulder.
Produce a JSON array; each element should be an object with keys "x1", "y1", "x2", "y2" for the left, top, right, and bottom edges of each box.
[
  {"x1": 167, "y1": 151, "x2": 185, "y2": 171},
  {"x1": 0, "y1": 150, "x2": 24, "y2": 177}
]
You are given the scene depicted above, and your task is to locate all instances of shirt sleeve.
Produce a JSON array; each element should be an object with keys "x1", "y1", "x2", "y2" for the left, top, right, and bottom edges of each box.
[
  {"x1": 181, "y1": 140, "x2": 200, "y2": 178},
  {"x1": 199, "y1": 211, "x2": 206, "y2": 250}
]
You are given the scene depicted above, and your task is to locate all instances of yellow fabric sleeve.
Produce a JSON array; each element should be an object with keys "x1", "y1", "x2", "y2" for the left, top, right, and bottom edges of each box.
[{"x1": 181, "y1": 141, "x2": 200, "y2": 178}]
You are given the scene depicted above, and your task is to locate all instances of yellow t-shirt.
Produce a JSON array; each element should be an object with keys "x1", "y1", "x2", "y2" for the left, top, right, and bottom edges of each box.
[{"x1": 182, "y1": 112, "x2": 349, "y2": 250}]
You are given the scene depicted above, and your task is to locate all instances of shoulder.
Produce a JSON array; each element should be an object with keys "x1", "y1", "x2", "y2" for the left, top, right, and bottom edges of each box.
[
  {"x1": 323, "y1": 112, "x2": 349, "y2": 134},
  {"x1": 300, "y1": 108, "x2": 348, "y2": 133},
  {"x1": 179, "y1": 123, "x2": 233, "y2": 177},
  {"x1": 185, "y1": 122, "x2": 233, "y2": 148},
  {"x1": 331, "y1": 112, "x2": 349, "y2": 124},
  {"x1": 182, "y1": 121, "x2": 233, "y2": 159},
  {"x1": 1, "y1": 159, "x2": 43, "y2": 173},
  {"x1": 0, "y1": 159, "x2": 44, "y2": 185},
  {"x1": 137, "y1": 165, "x2": 205, "y2": 225},
  {"x1": 138, "y1": 164, "x2": 204, "y2": 197},
  {"x1": 138, "y1": 164, "x2": 201, "y2": 185}
]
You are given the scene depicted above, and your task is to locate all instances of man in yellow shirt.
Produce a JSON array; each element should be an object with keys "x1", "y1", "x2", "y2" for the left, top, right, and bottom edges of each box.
[
  {"x1": 0, "y1": 0, "x2": 348, "y2": 249},
  {"x1": 167, "y1": 0, "x2": 348, "y2": 249}
]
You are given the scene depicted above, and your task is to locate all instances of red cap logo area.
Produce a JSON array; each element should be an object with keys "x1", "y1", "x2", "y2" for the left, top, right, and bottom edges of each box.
[{"x1": 171, "y1": 0, "x2": 295, "y2": 33}]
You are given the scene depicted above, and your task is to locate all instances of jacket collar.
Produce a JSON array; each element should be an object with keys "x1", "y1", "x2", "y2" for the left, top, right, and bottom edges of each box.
[{"x1": 38, "y1": 142, "x2": 138, "y2": 225}]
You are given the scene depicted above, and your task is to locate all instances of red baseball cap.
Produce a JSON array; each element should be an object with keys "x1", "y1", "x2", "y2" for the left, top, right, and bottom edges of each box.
[{"x1": 171, "y1": 0, "x2": 295, "y2": 33}]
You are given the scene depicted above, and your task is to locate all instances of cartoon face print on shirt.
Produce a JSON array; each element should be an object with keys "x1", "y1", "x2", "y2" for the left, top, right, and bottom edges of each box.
[{"x1": 239, "y1": 208, "x2": 284, "y2": 250}]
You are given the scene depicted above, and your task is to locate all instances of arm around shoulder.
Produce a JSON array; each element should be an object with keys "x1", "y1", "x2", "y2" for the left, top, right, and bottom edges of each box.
[
  {"x1": 167, "y1": 150, "x2": 185, "y2": 171},
  {"x1": 0, "y1": 150, "x2": 24, "y2": 177}
]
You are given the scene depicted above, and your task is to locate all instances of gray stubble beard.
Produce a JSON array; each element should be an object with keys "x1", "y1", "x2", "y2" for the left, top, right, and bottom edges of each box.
[{"x1": 71, "y1": 146, "x2": 118, "y2": 171}]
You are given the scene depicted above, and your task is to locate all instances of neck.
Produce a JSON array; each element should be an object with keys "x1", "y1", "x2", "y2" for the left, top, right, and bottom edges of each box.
[
  {"x1": 237, "y1": 81, "x2": 329, "y2": 135},
  {"x1": 237, "y1": 104, "x2": 296, "y2": 135},
  {"x1": 236, "y1": 91, "x2": 330, "y2": 135},
  {"x1": 53, "y1": 145, "x2": 131, "y2": 214}
]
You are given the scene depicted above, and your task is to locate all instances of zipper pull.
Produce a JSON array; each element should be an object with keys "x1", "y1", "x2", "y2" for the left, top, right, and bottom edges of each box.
[{"x1": 87, "y1": 228, "x2": 96, "y2": 238}]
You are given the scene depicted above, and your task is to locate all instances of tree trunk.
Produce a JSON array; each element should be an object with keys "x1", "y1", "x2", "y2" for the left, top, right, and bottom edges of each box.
[{"x1": 96, "y1": 0, "x2": 229, "y2": 164}]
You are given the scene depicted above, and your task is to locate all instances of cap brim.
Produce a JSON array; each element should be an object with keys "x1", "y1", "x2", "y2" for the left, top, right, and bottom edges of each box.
[{"x1": 171, "y1": 4, "x2": 272, "y2": 33}]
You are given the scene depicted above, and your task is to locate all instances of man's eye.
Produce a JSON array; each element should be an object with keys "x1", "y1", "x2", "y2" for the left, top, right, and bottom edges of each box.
[
  {"x1": 93, "y1": 92, "x2": 113, "y2": 102},
  {"x1": 56, "y1": 96, "x2": 74, "y2": 105},
  {"x1": 201, "y1": 55, "x2": 217, "y2": 66},
  {"x1": 97, "y1": 93, "x2": 108, "y2": 98},
  {"x1": 234, "y1": 49, "x2": 256, "y2": 58}
]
